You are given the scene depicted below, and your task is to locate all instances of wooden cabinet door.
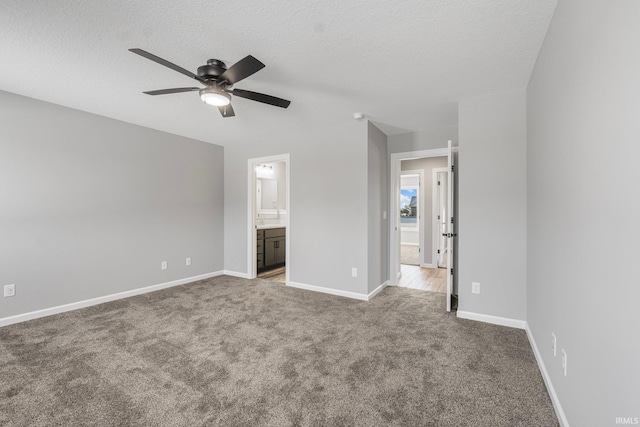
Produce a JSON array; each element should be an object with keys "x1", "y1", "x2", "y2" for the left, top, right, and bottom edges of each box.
[
  {"x1": 265, "y1": 237, "x2": 285, "y2": 267},
  {"x1": 273, "y1": 237, "x2": 285, "y2": 264}
]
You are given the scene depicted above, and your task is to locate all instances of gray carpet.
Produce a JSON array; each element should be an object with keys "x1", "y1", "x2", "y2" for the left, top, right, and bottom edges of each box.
[{"x1": 0, "y1": 276, "x2": 557, "y2": 426}]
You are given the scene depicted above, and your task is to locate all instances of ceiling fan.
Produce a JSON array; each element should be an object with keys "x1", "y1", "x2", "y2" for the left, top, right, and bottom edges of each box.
[{"x1": 128, "y1": 48, "x2": 291, "y2": 118}]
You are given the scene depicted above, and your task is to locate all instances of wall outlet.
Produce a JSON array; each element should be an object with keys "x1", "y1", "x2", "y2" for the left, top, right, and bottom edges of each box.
[
  {"x1": 561, "y1": 349, "x2": 567, "y2": 376},
  {"x1": 4, "y1": 284, "x2": 15, "y2": 297},
  {"x1": 161, "y1": 261, "x2": 168, "y2": 270},
  {"x1": 471, "y1": 282, "x2": 480, "y2": 294},
  {"x1": 186, "y1": 257, "x2": 192, "y2": 266},
  {"x1": 551, "y1": 333, "x2": 557, "y2": 356},
  {"x1": 352, "y1": 268, "x2": 358, "y2": 278}
]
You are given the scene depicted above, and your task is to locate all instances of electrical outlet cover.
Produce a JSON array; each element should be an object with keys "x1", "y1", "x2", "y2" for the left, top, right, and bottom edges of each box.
[{"x1": 4, "y1": 284, "x2": 15, "y2": 297}]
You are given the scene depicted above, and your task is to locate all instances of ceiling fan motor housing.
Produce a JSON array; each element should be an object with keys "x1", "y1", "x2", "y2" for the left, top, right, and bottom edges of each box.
[{"x1": 197, "y1": 59, "x2": 227, "y2": 81}]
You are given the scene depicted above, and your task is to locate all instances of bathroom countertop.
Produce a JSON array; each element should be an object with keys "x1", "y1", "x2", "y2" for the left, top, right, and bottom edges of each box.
[{"x1": 256, "y1": 223, "x2": 286, "y2": 230}]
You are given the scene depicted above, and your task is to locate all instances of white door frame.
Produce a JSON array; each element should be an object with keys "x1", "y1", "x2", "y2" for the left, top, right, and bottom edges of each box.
[
  {"x1": 390, "y1": 147, "x2": 449, "y2": 285},
  {"x1": 399, "y1": 169, "x2": 424, "y2": 266},
  {"x1": 432, "y1": 167, "x2": 449, "y2": 270},
  {"x1": 247, "y1": 154, "x2": 290, "y2": 283}
]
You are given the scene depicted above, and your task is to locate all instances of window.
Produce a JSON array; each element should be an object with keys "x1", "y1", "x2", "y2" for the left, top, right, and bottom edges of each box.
[{"x1": 400, "y1": 187, "x2": 418, "y2": 228}]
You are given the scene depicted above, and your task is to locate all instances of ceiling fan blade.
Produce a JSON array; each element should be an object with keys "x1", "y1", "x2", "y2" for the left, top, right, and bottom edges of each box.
[
  {"x1": 218, "y1": 104, "x2": 235, "y2": 118},
  {"x1": 129, "y1": 48, "x2": 206, "y2": 83},
  {"x1": 218, "y1": 55, "x2": 265, "y2": 85},
  {"x1": 143, "y1": 87, "x2": 200, "y2": 95},
  {"x1": 232, "y1": 89, "x2": 291, "y2": 108}
]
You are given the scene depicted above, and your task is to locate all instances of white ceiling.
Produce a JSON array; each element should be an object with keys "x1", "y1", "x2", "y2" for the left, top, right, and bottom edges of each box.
[{"x1": 0, "y1": 0, "x2": 557, "y2": 145}]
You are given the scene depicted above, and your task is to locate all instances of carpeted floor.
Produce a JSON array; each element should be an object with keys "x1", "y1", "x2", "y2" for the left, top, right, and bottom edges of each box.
[{"x1": 0, "y1": 276, "x2": 557, "y2": 426}]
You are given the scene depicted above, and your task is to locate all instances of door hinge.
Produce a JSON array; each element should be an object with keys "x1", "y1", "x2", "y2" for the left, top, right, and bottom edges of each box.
[
  {"x1": 438, "y1": 181, "x2": 441, "y2": 185},
  {"x1": 418, "y1": 248, "x2": 421, "y2": 252},
  {"x1": 451, "y1": 165, "x2": 455, "y2": 172},
  {"x1": 437, "y1": 249, "x2": 440, "y2": 254},
  {"x1": 451, "y1": 217, "x2": 454, "y2": 224},
  {"x1": 450, "y1": 268, "x2": 454, "y2": 275}
]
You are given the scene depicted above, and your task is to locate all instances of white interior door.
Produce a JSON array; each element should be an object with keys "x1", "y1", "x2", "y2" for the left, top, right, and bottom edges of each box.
[
  {"x1": 446, "y1": 140, "x2": 455, "y2": 312},
  {"x1": 436, "y1": 170, "x2": 448, "y2": 268}
]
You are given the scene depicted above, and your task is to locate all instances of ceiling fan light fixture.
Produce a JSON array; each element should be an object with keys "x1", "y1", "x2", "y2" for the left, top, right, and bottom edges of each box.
[{"x1": 199, "y1": 87, "x2": 231, "y2": 106}]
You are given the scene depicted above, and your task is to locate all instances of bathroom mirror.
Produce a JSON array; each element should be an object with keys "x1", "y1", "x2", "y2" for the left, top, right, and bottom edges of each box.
[{"x1": 257, "y1": 179, "x2": 278, "y2": 212}]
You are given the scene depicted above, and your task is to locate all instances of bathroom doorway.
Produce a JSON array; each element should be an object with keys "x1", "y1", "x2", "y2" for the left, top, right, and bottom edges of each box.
[{"x1": 247, "y1": 154, "x2": 290, "y2": 284}]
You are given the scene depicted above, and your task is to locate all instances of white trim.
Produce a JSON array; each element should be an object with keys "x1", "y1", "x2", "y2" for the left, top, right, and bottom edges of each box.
[
  {"x1": 288, "y1": 281, "x2": 369, "y2": 300},
  {"x1": 0, "y1": 271, "x2": 224, "y2": 328},
  {"x1": 456, "y1": 310, "x2": 526, "y2": 329},
  {"x1": 401, "y1": 241, "x2": 419, "y2": 246},
  {"x1": 368, "y1": 281, "x2": 389, "y2": 300},
  {"x1": 390, "y1": 147, "x2": 450, "y2": 286},
  {"x1": 287, "y1": 280, "x2": 389, "y2": 301},
  {"x1": 526, "y1": 324, "x2": 570, "y2": 427},
  {"x1": 222, "y1": 270, "x2": 250, "y2": 279},
  {"x1": 248, "y1": 154, "x2": 291, "y2": 284},
  {"x1": 420, "y1": 263, "x2": 435, "y2": 268}
]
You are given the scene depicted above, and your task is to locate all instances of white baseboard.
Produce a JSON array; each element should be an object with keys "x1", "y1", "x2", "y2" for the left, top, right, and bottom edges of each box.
[
  {"x1": 525, "y1": 324, "x2": 569, "y2": 427},
  {"x1": 367, "y1": 281, "x2": 388, "y2": 300},
  {"x1": 287, "y1": 280, "x2": 389, "y2": 302},
  {"x1": 456, "y1": 310, "x2": 526, "y2": 329},
  {"x1": 287, "y1": 281, "x2": 369, "y2": 301},
  {"x1": 420, "y1": 263, "x2": 435, "y2": 268},
  {"x1": 0, "y1": 271, "x2": 224, "y2": 328},
  {"x1": 222, "y1": 270, "x2": 250, "y2": 279}
]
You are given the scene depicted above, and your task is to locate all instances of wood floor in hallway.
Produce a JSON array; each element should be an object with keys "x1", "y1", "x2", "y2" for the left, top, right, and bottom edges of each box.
[{"x1": 398, "y1": 264, "x2": 446, "y2": 293}]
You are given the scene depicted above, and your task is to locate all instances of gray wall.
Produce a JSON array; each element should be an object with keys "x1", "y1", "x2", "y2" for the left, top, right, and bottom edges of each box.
[
  {"x1": 401, "y1": 156, "x2": 448, "y2": 265},
  {"x1": 367, "y1": 122, "x2": 388, "y2": 293},
  {"x1": 458, "y1": 89, "x2": 527, "y2": 321},
  {"x1": 0, "y1": 90, "x2": 224, "y2": 319},
  {"x1": 527, "y1": 1, "x2": 640, "y2": 425},
  {"x1": 388, "y1": 127, "x2": 458, "y2": 154},
  {"x1": 224, "y1": 120, "x2": 369, "y2": 295}
]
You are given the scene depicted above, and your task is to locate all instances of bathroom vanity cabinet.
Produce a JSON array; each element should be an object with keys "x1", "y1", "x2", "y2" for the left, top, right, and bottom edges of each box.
[{"x1": 257, "y1": 227, "x2": 285, "y2": 272}]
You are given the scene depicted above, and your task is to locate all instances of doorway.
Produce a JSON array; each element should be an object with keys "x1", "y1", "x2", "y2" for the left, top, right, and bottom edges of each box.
[
  {"x1": 248, "y1": 154, "x2": 290, "y2": 284},
  {"x1": 390, "y1": 142, "x2": 457, "y2": 311},
  {"x1": 399, "y1": 170, "x2": 422, "y2": 266}
]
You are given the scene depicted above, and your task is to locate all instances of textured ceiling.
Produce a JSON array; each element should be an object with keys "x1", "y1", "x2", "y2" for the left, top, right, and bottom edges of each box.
[{"x1": 0, "y1": 0, "x2": 557, "y2": 144}]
